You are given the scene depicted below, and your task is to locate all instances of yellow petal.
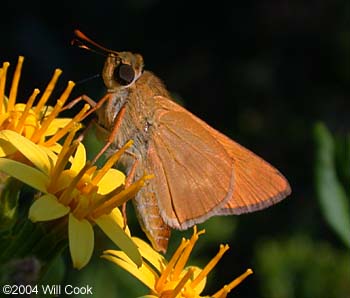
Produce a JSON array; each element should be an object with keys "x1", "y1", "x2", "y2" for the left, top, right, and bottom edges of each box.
[
  {"x1": 0, "y1": 158, "x2": 48, "y2": 192},
  {"x1": 102, "y1": 251, "x2": 157, "y2": 290},
  {"x1": 99, "y1": 207, "x2": 131, "y2": 235},
  {"x1": 39, "y1": 144, "x2": 59, "y2": 164},
  {"x1": 46, "y1": 142, "x2": 62, "y2": 155},
  {"x1": 132, "y1": 237, "x2": 167, "y2": 273},
  {"x1": 70, "y1": 142, "x2": 86, "y2": 173},
  {"x1": 69, "y1": 213, "x2": 94, "y2": 269},
  {"x1": 13, "y1": 103, "x2": 27, "y2": 112},
  {"x1": 46, "y1": 118, "x2": 72, "y2": 136},
  {"x1": 29, "y1": 194, "x2": 70, "y2": 222},
  {"x1": 35, "y1": 105, "x2": 54, "y2": 117},
  {"x1": 0, "y1": 130, "x2": 51, "y2": 174},
  {"x1": 95, "y1": 210, "x2": 142, "y2": 267},
  {"x1": 0, "y1": 139, "x2": 17, "y2": 157},
  {"x1": 97, "y1": 168, "x2": 125, "y2": 195},
  {"x1": 51, "y1": 169, "x2": 76, "y2": 194},
  {"x1": 186, "y1": 266, "x2": 206, "y2": 294}
]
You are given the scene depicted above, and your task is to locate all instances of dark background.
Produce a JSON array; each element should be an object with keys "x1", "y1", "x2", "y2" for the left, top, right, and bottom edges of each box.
[{"x1": 2, "y1": 1, "x2": 349, "y2": 297}]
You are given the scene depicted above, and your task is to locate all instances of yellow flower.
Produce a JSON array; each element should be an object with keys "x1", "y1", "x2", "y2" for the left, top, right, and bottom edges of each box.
[
  {"x1": 0, "y1": 56, "x2": 89, "y2": 157},
  {"x1": 0, "y1": 129, "x2": 148, "y2": 269},
  {"x1": 102, "y1": 227, "x2": 253, "y2": 298}
]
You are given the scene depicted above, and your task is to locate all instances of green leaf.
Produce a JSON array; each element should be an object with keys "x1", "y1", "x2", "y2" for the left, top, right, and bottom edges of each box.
[
  {"x1": 335, "y1": 133, "x2": 350, "y2": 194},
  {"x1": 314, "y1": 122, "x2": 350, "y2": 248},
  {"x1": 0, "y1": 178, "x2": 21, "y2": 233},
  {"x1": 39, "y1": 255, "x2": 65, "y2": 286}
]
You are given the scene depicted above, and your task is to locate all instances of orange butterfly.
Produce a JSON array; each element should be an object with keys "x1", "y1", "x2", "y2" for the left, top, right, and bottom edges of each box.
[{"x1": 73, "y1": 30, "x2": 291, "y2": 252}]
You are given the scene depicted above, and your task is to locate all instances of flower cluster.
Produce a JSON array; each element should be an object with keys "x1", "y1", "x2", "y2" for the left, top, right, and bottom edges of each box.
[
  {"x1": 0, "y1": 56, "x2": 83, "y2": 149},
  {"x1": 103, "y1": 227, "x2": 253, "y2": 298},
  {"x1": 0, "y1": 57, "x2": 146, "y2": 269}
]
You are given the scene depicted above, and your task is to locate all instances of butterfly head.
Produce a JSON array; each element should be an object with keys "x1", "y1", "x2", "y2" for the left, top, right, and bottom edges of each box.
[
  {"x1": 103, "y1": 52, "x2": 144, "y2": 92},
  {"x1": 72, "y1": 30, "x2": 144, "y2": 91}
]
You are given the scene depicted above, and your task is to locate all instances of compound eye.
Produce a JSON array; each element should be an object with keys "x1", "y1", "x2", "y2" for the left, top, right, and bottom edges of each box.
[{"x1": 113, "y1": 63, "x2": 135, "y2": 86}]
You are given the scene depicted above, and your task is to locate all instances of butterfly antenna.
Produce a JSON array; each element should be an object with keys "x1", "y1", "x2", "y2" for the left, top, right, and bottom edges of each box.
[
  {"x1": 75, "y1": 73, "x2": 100, "y2": 85},
  {"x1": 72, "y1": 29, "x2": 118, "y2": 56}
]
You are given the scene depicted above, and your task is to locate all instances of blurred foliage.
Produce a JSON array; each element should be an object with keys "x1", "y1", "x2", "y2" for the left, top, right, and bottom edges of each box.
[
  {"x1": 255, "y1": 235, "x2": 350, "y2": 298},
  {"x1": 254, "y1": 123, "x2": 350, "y2": 298},
  {"x1": 40, "y1": 255, "x2": 65, "y2": 287},
  {"x1": 0, "y1": 178, "x2": 21, "y2": 234},
  {"x1": 313, "y1": 122, "x2": 350, "y2": 248}
]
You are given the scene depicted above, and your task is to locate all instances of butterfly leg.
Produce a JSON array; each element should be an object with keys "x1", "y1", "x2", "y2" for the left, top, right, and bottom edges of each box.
[
  {"x1": 61, "y1": 93, "x2": 112, "y2": 121},
  {"x1": 122, "y1": 157, "x2": 139, "y2": 229},
  {"x1": 61, "y1": 94, "x2": 96, "y2": 110},
  {"x1": 91, "y1": 104, "x2": 127, "y2": 164}
]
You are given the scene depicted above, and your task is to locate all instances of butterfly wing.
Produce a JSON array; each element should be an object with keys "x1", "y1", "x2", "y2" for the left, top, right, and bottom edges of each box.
[
  {"x1": 213, "y1": 132, "x2": 291, "y2": 214},
  {"x1": 147, "y1": 96, "x2": 290, "y2": 225},
  {"x1": 139, "y1": 96, "x2": 235, "y2": 230}
]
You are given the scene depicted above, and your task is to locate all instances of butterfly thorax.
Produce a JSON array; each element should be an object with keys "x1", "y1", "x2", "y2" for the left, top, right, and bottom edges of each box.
[{"x1": 97, "y1": 70, "x2": 169, "y2": 156}]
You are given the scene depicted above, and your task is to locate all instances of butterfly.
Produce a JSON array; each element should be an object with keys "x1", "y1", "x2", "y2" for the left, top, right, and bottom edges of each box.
[{"x1": 73, "y1": 30, "x2": 291, "y2": 252}]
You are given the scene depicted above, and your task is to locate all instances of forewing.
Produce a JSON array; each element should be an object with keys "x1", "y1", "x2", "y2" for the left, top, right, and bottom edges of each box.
[
  {"x1": 146, "y1": 100, "x2": 234, "y2": 230},
  {"x1": 152, "y1": 95, "x2": 291, "y2": 218}
]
